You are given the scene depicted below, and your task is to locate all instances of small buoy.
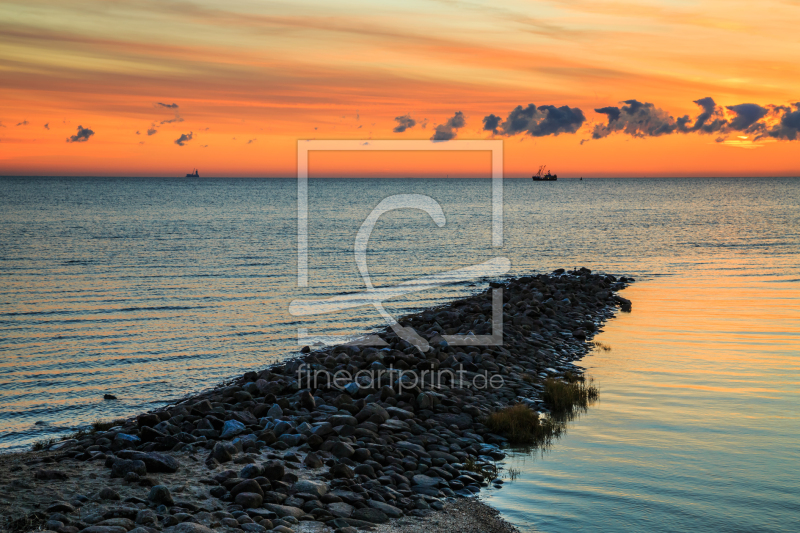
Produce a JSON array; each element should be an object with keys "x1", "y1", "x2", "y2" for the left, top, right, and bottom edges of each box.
[{"x1": 103, "y1": 394, "x2": 118, "y2": 400}]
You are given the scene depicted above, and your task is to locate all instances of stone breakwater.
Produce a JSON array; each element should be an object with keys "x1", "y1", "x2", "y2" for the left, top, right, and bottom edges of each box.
[{"x1": 1, "y1": 268, "x2": 633, "y2": 533}]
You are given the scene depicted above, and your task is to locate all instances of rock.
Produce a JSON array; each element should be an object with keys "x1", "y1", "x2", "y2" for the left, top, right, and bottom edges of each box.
[
  {"x1": 110, "y1": 459, "x2": 147, "y2": 478},
  {"x1": 79, "y1": 526, "x2": 128, "y2": 533},
  {"x1": 432, "y1": 412, "x2": 472, "y2": 429},
  {"x1": 139, "y1": 426, "x2": 166, "y2": 442},
  {"x1": 367, "y1": 500, "x2": 403, "y2": 518},
  {"x1": 136, "y1": 414, "x2": 160, "y2": 428},
  {"x1": 220, "y1": 419, "x2": 246, "y2": 439},
  {"x1": 98, "y1": 487, "x2": 120, "y2": 500},
  {"x1": 267, "y1": 404, "x2": 283, "y2": 418},
  {"x1": 262, "y1": 503, "x2": 304, "y2": 518},
  {"x1": 147, "y1": 485, "x2": 174, "y2": 506},
  {"x1": 293, "y1": 479, "x2": 327, "y2": 497},
  {"x1": 114, "y1": 433, "x2": 141, "y2": 445},
  {"x1": 97, "y1": 518, "x2": 135, "y2": 530},
  {"x1": 135, "y1": 509, "x2": 158, "y2": 526},
  {"x1": 329, "y1": 464, "x2": 354, "y2": 479},
  {"x1": 352, "y1": 507, "x2": 389, "y2": 524},
  {"x1": 412, "y1": 474, "x2": 440, "y2": 487},
  {"x1": 35, "y1": 469, "x2": 68, "y2": 481},
  {"x1": 262, "y1": 460, "x2": 285, "y2": 481},
  {"x1": 212, "y1": 442, "x2": 233, "y2": 463},
  {"x1": 355, "y1": 404, "x2": 389, "y2": 424},
  {"x1": 231, "y1": 479, "x2": 264, "y2": 497},
  {"x1": 103, "y1": 394, "x2": 117, "y2": 400},
  {"x1": 161, "y1": 524, "x2": 216, "y2": 533},
  {"x1": 299, "y1": 390, "x2": 316, "y2": 410},
  {"x1": 353, "y1": 464, "x2": 375, "y2": 478},
  {"x1": 327, "y1": 502, "x2": 354, "y2": 518},
  {"x1": 235, "y1": 492, "x2": 263, "y2": 508},
  {"x1": 303, "y1": 452, "x2": 324, "y2": 469},
  {"x1": 47, "y1": 501, "x2": 76, "y2": 513},
  {"x1": 331, "y1": 442, "x2": 355, "y2": 459},
  {"x1": 124, "y1": 451, "x2": 180, "y2": 473},
  {"x1": 239, "y1": 464, "x2": 263, "y2": 479}
]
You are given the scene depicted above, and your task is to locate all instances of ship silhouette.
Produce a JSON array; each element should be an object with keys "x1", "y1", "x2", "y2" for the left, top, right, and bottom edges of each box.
[
  {"x1": 532, "y1": 165, "x2": 557, "y2": 181},
  {"x1": 185, "y1": 168, "x2": 199, "y2": 178}
]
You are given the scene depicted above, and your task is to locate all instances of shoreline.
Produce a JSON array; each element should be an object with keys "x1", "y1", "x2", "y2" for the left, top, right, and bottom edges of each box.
[{"x1": 1, "y1": 268, "x2": 632, "y2": 533}]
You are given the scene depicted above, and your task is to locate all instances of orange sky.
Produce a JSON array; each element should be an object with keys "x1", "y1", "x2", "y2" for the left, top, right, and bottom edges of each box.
[{"x1": 1, "y1": 0, "x2": 799, "y2": 177}]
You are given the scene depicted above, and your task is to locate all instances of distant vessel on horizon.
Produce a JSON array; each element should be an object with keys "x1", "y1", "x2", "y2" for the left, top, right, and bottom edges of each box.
[
  {"x1": 185, "y1": 169, "x2": 199, "y2": 178},
  {"x1": 532, "y1": 165, "x2": 557, "y2": 181}
]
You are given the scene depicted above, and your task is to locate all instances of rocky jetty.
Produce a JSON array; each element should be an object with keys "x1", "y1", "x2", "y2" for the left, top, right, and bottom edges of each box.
[{"x1": 0, "y1": 268, "x2": 633, "y2": 533}]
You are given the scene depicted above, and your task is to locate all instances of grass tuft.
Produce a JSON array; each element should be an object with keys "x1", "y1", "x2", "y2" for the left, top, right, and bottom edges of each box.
[
  {"x1": 592, "y1": 341, "x2": 612, "y2": 352},
  {"x1": 542, "y1": 376, "x2": 599, "y2": 415},
  {"x1": 30, "y1": 437, "x2": 57, "y2": 451},
  {"x1": 485, "y1": 404, "x2": 562, "y2": 447}
]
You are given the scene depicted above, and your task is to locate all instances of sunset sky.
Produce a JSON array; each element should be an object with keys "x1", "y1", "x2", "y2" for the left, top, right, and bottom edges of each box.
[{"x1": 1, "y1": 0, "x2": 799, "y2": 177}]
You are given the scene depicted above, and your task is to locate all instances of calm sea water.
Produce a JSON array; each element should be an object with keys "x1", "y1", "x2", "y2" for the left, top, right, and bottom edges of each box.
[{"x1": 1, "y1": 177, "x2": 798, "y2": 531}]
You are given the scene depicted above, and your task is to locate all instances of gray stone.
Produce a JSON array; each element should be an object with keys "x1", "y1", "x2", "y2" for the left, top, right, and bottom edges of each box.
[
  {"x1": 111, "y1": 459, "x2": 146, "y2": 478},
  {"x1": 303, "y1": 452, "x2": 324, "y2": 469},
  {"x1": 352, "y1": 507, "x2": 389, "y2": 523},
  {"x1": 220, "y1": 419, "x2": 245, "y2": 439},
  {"x1": 162, "y1": 524, "x2": 216, "y2": 533},
  {"x1": 267, "y1": 404, "x2": 283, "y2": 418},
  {"x1": 293, "y1": 479, "x2": 327, "y2": 497},
  {"x1": 262, "y1": 503, "x2": 304, "y2": 518},
  {"x1": 327, "y1": 501, "x2": 354, "y2": 518},
  {"x1": 235, "y1": 492, "x2": 263, "y2": 508},
  {"x1": 412, "y1": 474, "x2": 440, "y2": 487},
  {"x1": 367, "y1": 500, "x2": 403, "y2": 518},
  {"x1": 331, "y1": 442, "x2": 354, "y2": 458},
  {"x1": 98, "y1": 487, "x2": 120, "y2": 500},
  {"x1": 147, "y1": 485, "x2": 174, "y2": 506}
]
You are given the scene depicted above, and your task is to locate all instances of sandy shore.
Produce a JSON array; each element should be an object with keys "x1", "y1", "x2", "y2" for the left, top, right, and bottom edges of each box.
[{"x1": 1, "y1": 268, "x2": 631, "y2": 533}]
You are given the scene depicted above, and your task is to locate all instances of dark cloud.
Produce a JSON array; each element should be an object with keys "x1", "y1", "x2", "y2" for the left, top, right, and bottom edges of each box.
[
  {"x1": 482, "y1": 114, "x2": 501, "y2": 134},
  {"x1": 147, "y1": 127, "x2": 157, "y2": 136},
  {"x1": 16, "y1": 120, "x2": 29, "y2": 126},
  {"x1": 431, "y1": 111, "x2": 465, "y2": 141},
  {"x1": 393, "y1": 114, "x2": 417, "y2": 133},
  {"x1": 530, "y1": 105, "x2": 585, "y2": 136},
  {"x1": 487, "y1": 104, "x2": 585, "y2": 137},
  {"x1": 247, "y1": 138, "x2": 256, "y2": 144},
  {"x1": 66, "y1": 125, "x2": 94, "y2": 143},
  {"x1": 766, "y1": 103, "x2": 800, "y2": 140},
  {"x1": 174, "y1": 132, "x2": 193, "y2": 146},
  {"x1": 157, "y1": 102, "x2": 179, "y2": 108},
  {"x1": 136, "y1": 130, "x2": 140, "y2": 135},
  {"x1": 590, "y1": 97, "x2": 800, "y2": 142},
  {"x1": 160, "y1": 117, "x2": 184, "y2": 124},
  {"x1": 687, "y1": 97, "x2": 726, "y2": 134},
  {"x1": 591, "y1": 100, "x2": 681, "y2": 139},
  {"x1": 726, "y1": 103, "x2": 769, "y2": 132},
  {"x1": 44, "y1": 123, "x2": 50, "y2": 130}
]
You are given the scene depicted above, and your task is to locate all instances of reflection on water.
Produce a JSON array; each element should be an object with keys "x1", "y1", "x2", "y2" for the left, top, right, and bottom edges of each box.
[
  {"x1": 0, "y1": 176, "x2": 798, "y2": 529},
  {"x1": 483, "y1": 272, "x2": 800, "y2": 532}
]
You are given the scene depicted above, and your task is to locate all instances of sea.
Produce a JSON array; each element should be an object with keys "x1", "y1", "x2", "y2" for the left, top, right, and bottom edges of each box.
[{"x1": 1, "y1": 176, "x2": 798, "y2": 532}]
